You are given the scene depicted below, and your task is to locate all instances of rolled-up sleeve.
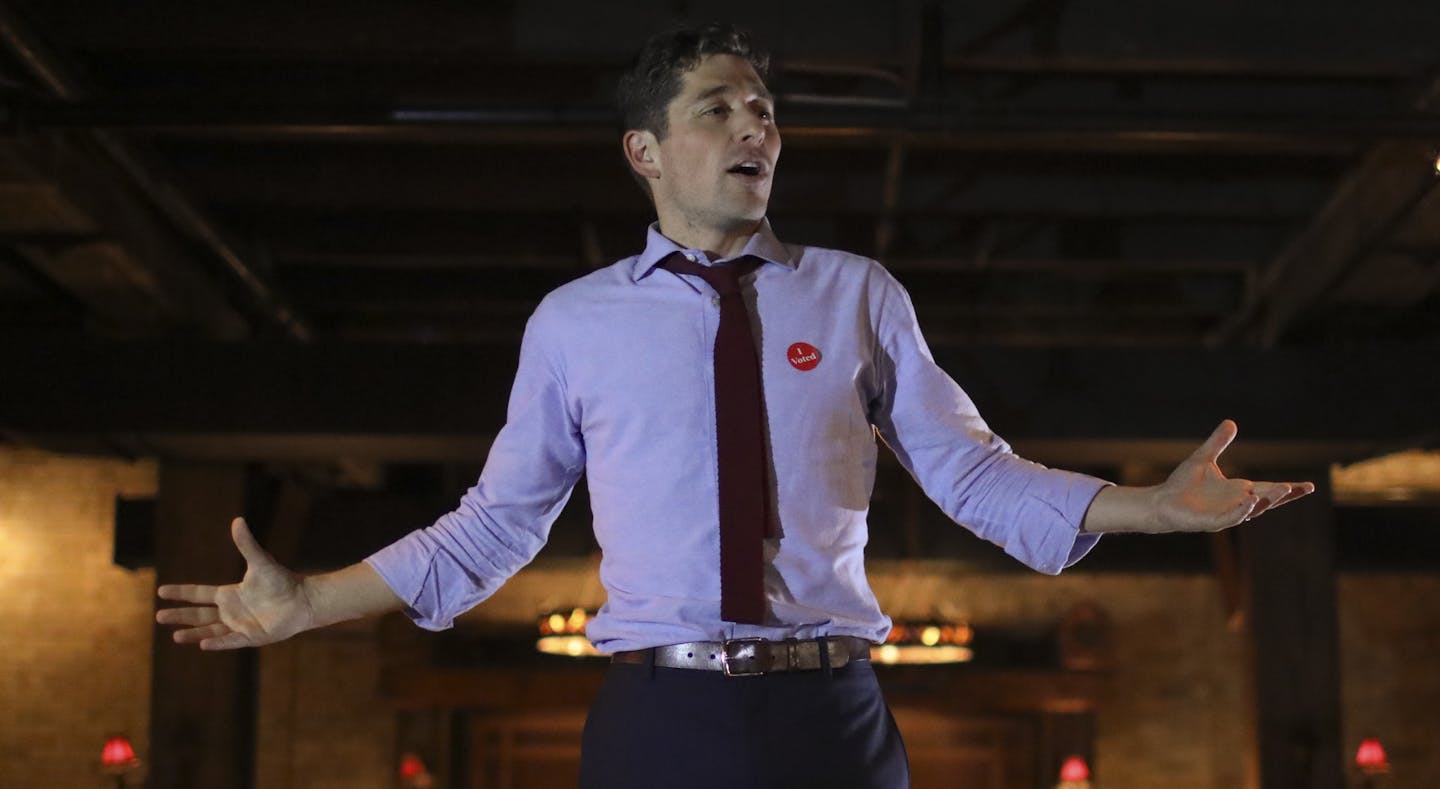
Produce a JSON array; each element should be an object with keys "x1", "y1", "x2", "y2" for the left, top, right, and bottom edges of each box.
[
  {"x1": 867, "y1": 268, "x2": 1106, "y2": 573},
  {"x1": 365, "y1": 298, "x2": 586, "y2": 628}
]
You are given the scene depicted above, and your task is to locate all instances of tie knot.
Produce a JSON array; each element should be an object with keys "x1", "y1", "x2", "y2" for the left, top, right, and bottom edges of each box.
[{"x1": 661, "y1": 253, "x2": 760, "y2": 297}]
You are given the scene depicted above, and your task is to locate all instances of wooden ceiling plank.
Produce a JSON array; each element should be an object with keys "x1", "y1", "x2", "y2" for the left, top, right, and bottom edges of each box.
[{"x1": 1208, "y1": 78, "x2": 1440, "y2": 346}]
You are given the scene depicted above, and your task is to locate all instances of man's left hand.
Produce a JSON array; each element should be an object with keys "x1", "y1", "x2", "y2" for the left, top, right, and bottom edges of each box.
[
  {"x1": 1151, "y1": 419, "x2": 1314, "y2": 533},
  {"x1": 1082, "y1": 420, "x2": 1315, "y2": 534}
]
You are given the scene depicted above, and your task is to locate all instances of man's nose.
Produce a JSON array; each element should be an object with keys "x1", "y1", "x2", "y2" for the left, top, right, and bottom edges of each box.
[{"x1": 738, "y1": 113, "x2": 768, "y2": 144}]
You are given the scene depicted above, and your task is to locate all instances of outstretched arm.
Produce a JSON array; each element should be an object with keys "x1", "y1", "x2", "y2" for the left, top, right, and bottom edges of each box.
[
  {"x1": 155, "y1": 517, "x2": 404, "y2": 650},
  {"x1": 1081, "y1": 419, "x2": 1315, "y2": 535}
]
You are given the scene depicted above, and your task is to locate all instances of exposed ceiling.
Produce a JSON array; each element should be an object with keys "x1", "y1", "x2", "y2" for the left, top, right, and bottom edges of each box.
[
  {"x1": 1, "y1": 0, "x2": 1437, "y2": 350},
  {"x1": 2, "y1": 2, "x2": 1439, "y2": 576}
]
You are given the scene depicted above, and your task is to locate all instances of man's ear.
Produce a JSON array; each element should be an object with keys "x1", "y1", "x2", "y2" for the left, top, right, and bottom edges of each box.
[{"x1": 623, "y1": 129, "x2": 661, "y2": 181}]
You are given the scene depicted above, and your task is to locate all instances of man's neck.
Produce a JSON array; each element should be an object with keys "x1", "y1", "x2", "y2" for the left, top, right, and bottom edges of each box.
[{"x1": 655, "y1": 215, "x2": 764, "y2": 261}]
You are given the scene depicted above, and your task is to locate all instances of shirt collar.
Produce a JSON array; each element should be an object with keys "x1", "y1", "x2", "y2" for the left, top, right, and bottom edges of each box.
[{"x1": 631, "y1": 218, "x2": 796, "y2": 281}]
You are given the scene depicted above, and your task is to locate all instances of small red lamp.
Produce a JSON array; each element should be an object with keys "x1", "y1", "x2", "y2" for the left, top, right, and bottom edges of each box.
[
  {"x1": 400, "y1": 752, "x2": 434, "y2": 789},
  {"x1": 1057, "y1": 755, "x2": 1092, "y2": 789},
  {"x1": 100, "y1": 735, "x2": 140, "y2": 788},
  {"x1": 1355, "y1": 738, "x2": 1391, "y2": 775}
]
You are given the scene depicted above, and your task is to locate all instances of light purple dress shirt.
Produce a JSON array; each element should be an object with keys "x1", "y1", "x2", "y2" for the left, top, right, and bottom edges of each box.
[{"x1": 366, "y1": 220, "x2": 1106, "y2": 653}]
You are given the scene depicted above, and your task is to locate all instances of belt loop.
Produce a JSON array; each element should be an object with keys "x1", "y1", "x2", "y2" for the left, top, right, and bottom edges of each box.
[
  {"x1": 644, "y1": 646, "x2": 656, "y2": 679},
  {"x1": 818, "y1": 636, "x2": 833, "y2": 679}
]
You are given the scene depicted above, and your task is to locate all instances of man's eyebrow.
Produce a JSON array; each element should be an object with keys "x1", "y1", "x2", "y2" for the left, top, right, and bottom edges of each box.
[
  {"x1": 691, "y1": 82, "x2": 774, "y2": 104},
  {"x1": 692, "y1": 84, "x2": 729, "y2": 103}
]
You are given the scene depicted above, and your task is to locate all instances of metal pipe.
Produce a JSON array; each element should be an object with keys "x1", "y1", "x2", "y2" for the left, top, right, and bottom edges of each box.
[{"x1": 18, "y1": 99, "x2": 1440, "y2": 147}]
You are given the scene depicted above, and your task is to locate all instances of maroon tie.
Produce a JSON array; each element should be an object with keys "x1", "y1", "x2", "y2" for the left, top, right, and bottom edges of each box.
[{"x1": 662, "y1": 253, "x2": 771, "y2": 624}]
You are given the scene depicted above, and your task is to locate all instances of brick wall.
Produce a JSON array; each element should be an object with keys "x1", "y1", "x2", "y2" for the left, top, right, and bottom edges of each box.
[
  {"x1": 3, "y1": 446, "x2": 1437, "y2": 787},
  {"x1": 0, "y1": 448, "x2": 157, "y2": 787},
  {"x1": 876, "y1": 568, "x2": 1255, "y2": 788},
  {"x1": 877, "y1": 568, "x2": 1440, "y2": 787},
  {"x1": 1339, "y1": 574, "x2": 1440, "y2": 785}
]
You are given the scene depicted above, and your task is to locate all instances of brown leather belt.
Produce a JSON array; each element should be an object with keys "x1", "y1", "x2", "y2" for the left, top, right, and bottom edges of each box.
[{"x1": 611, "y1": 636, "x2": 872, "y2": 677}]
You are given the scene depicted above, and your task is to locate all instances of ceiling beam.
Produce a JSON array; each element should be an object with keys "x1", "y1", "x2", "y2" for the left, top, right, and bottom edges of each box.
[
  {"x1": 5, "y1": 241, "x2": 170, "y2": 330},
  {"x1": 3, "y1": 341, "x2": 1434, "y2": 462},
  {"x1": 0, "y1": 2, "x2": 307, "y2": 339},
  {"x1": 0, "y1": 138, "x2": 251, "y2": 336},
  {"x1": 1209, "y1": 78, "x2": 1440, "y2": 346},
  {"x1": 19, "y1": 101, "x2": 1437, "y2": 154}
]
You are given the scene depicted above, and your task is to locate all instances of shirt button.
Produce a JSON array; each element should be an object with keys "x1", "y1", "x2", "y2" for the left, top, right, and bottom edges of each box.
[
  {"x1": 711, "y1": 297, "x2": 720, "y2": 306},
  {"x1": 685, "y1": 253, "x2": 697, "y2": 262}
]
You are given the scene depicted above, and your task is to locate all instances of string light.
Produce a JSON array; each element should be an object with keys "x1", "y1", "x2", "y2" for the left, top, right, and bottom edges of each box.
[
  {"x1": 537, "y1": 610, "x2": 974, "y2": 664},
  {"x1": 536, "y1": 608, "x2": 602, "y2": 657},
  {"x1": 874, "y1": 620, "x2": 974, "y2": 664}
]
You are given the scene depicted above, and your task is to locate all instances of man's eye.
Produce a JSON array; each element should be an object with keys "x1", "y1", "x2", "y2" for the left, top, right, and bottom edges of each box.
[{"x1": 706, "y1": 106, "x2": 729, "y2": 116}]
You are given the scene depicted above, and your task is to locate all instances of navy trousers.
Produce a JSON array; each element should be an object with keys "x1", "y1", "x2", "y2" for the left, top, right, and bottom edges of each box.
[{"x1": 579, "y1": 658, "x2": 910, "y2": 788}]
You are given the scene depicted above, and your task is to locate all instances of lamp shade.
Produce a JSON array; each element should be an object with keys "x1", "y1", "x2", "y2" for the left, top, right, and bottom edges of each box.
[
  {"x1": 400, "y1": 753, "x2": 427, "y2": 780},
  {"x1": 399, "y1": 752, "x2": 434, "y2": 788},
  {"x1": 1059, "y1": 755, "x2": 1091, "y2": 782},
  {"x1": 1355, "y1": 738, "x2": 1391, "y2": 774},
  {"x1": 100, "y1": 735, "x2": 140, "y2": 774}
]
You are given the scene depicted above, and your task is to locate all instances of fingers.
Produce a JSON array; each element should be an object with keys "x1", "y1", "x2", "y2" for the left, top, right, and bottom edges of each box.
[
  {"x1": 1227, "y1": 492, "x2": 1260, "y2": 526},
  {"x1": 157, "y1": 584, "x2": 219, "y2": 604},
  {"x1": 1244, "y1": 480, "x2": 1316, "y2": 520},
  {"x1": 156, "y1": 518, "x2": 256, "y2": 604},
  {"x1": 1193, "y1": 419, "x2": 1239, "y2": 465},
  {"x1": 156, "y1": 606, "x2": 220, "y2": 627},
  {"x1": 201, "y1": 632, "x2": 256, "y2": 651},
  {"x1": 231, "y1": 517, "x2": 275, "y2": 567},
  {"x1": 172, "y1": 622, "x2": 231, "y2": 644},
  {"x1": 1273, "y1": 481, "x2": 1316, "y2": 508},
  {"x1": 158, "y1": 604, "x2": 254, "y2": 650},
  {"x1": 1256, "y1": 481, "x2": 1293, "y2": 505},
  {"x1": 1241, "y1": 483, "x2": 1287, "y2": 520}
]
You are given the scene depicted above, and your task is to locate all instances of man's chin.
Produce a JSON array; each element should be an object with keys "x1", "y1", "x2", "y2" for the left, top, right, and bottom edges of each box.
[
  {"x1": 718, "y1": 214, "x2": 768, "y2": 234},
  {"x1": 729, "y1": 198, "x2": 771, "y2": 225}
]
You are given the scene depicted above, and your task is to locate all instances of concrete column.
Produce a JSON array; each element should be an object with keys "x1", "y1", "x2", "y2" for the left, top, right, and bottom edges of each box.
[
  {"x1": 148, "y1": 462, "x2": 256, "y2": 789},
  {"x1": 1241, "y1": 472, "x2": 1344, "y2": 789}
]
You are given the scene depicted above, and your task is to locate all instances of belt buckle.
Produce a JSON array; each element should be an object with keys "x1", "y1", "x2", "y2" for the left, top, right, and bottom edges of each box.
[{"x1": 721, "y1": 638, "x2": 768, "y2": 677}]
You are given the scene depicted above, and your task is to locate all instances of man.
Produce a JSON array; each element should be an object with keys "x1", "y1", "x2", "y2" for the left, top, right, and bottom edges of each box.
[{"x1": 156, "y1": 23, "x2": 1313, "y2": 788}]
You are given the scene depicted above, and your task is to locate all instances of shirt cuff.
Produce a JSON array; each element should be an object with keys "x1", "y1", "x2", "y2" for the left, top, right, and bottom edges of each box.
[
  {"x1": 364, "y1": 531, "x2": 456, "y2": 632},
  {"x1": 1021, "y1": 472, "x2": 1110, "y2": 575}
]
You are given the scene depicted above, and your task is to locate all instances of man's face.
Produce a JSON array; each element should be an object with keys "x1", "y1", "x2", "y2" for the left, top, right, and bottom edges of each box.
[{"x1": 647, "y1": 54, "x2": 781, "y2": 236}]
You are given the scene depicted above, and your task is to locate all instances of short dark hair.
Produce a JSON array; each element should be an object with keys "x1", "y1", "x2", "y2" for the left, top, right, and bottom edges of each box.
[{"x1": 616, "y1": 22, "x2": 771, "y2": 140}]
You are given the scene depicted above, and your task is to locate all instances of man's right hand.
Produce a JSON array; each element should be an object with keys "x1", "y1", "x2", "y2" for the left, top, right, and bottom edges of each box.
[{"x1": 156, "y1": 517, "x2": 316, "y2": 650}]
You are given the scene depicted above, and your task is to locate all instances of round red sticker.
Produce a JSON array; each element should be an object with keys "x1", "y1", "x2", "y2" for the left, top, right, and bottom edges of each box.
[{"x1": 787, "y1": 342, "x2": 821, "y2": 371}]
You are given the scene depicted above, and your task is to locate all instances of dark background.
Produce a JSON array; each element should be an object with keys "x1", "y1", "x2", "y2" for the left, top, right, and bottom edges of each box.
[{"x1": 1, "y1": 0, "x2": 1437, "y2": 571}]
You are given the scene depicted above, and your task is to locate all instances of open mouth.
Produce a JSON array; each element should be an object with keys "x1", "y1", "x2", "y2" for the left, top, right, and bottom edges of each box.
[{"x1": 726, "y1": 161, "x2": 766, "y2": 177}]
